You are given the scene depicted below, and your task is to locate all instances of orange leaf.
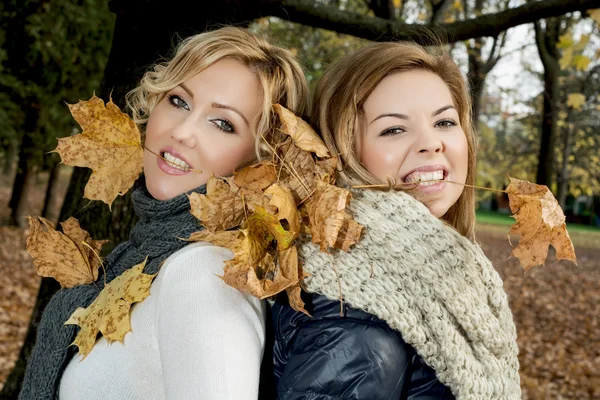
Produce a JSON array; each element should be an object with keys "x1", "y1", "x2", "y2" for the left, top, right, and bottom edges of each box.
[
  {"x1": 188, "y1": 176, "x2": 246, "y2": 232},
  {"x1": 264, "y1": 184, "x2": 301, "y2": 238},
  {"x1": 54, "y1": 96, "x2": 143, "y2": 209},
  {"x1": 506, "y1": 177, "x2": 577, "y2": 271},
  {"x1": 25, "y1": 216, "x2": 108, "y2": 288},
  {"x1": 273, "y1": 104, "x2": 330, "y2": 158},
  {"x1": 308, "y1": 180, "x2": 364, "y2": 252}
]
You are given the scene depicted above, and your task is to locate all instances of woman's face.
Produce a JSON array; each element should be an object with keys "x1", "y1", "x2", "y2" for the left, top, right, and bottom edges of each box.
[
  {"x1": 356, "y1": 69, "x2": 469, "y2": 218},
  {"x1": 143, "y1": 58, "x2": 262, "y2": 201}
]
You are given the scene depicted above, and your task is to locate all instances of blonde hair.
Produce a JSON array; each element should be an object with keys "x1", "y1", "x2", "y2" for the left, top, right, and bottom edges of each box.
[
  {"x1": 312, "y1": 41, "x2": 477, "y2": 240},
  {"x1": 126, "y1": 26, "x2": 309, "y2": 156}
]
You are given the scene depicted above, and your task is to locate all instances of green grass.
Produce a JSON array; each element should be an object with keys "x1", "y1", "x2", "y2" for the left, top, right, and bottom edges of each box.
[{"x1": 476, "y1": 210, "x2": 600, "y2": 235}]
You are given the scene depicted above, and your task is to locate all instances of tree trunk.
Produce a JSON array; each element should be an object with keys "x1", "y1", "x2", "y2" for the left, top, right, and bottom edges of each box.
[
  {"x1": 41, "y1": 161, "x2": 63, "y2": 223},
  {"x1": 557, "y1": 123, "x2": 574, "y2": 209},
  {"x1": 8, "y1": 129, "x2": 37, "y2": 228},
  {"x1": 1, "y1": 1, "x2": 266, "y2": 395},
  {"x1": 534, "y1": 18, "x2": 561, "y2": 188}
]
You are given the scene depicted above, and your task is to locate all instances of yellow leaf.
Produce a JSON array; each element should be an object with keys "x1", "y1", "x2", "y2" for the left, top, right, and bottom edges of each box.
[
  {"x1": 557, "y1": 32, "x2": 574, "y2": 49},
  {"x1": 559, "y1": 47, "x2": 573, "y2": 70},
  {"x1": 25, "y1": 216, "x2": 108, "y2": 288},
  {"x1": 65, "y1": 257, "x2": 156, "y2": 357},
  {"x1": 264, "y1": 184, "x2": 301, "y2": 238},
  {"x1": 451, "y1": 0, "x2": 462, "y2": 11},
  {"x1": 588, "y1": 8, "x2": 600, "y2": 25},
  {"x1": 308, "y1": 180, "x2": 364, "y2": 252},
  {"x1": 567, "y1": 93, "x2": 586, "y2": 110},
  {"x1": 573, "y1": 34, "x2": 591, "y2": 52},
  {"x1": 54, "y1": 96, "x2": 143, "y2": 209},
  {"x1": 392, "y1": 0, "x2": 402, "y2": 8},
  {"x1": 506, "y1": 177, "x2": 576, "y2": 271},
  {"x1": 572, "y1": 54, "x2": 591, "y2": 71},
  {"x1": 273, "y1": 104, "x2": 330, "y2": 158}
]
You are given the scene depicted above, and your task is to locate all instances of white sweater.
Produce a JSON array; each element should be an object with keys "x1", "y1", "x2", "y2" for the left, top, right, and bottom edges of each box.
[{"x1": 59, "y1": 242, "x2": 266, "y2": 400}]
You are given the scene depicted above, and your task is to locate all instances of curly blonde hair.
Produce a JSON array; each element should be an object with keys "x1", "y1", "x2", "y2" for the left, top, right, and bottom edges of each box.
[
  {"x1": 312, "y1": 41, "x2": 477, "y2": 240},
  {"x1": 126, "y1": 26, "x2": 309, "y2": 157}
]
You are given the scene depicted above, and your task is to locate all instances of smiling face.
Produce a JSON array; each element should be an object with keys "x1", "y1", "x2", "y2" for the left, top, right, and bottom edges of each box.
[
  {"x1": 143, "y1": 58, "x2": 262, "y2": 200},
  {"x1": 356, "y1": 69, "x2": 469, "y2": 218}
]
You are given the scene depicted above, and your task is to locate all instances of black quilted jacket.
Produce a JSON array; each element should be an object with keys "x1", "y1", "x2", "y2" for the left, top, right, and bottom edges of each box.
[{"x1": 272, "y1": 292, "x2": 455, "y2": 400}]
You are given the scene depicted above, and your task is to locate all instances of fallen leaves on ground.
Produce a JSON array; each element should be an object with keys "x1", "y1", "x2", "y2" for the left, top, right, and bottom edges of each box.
[
  {"x1": 506, "y1": 177, "x2": 577, "y2": 270},
  {"x1": 25, "y1": 216, "x2": 108, "y2": 287},
  {"x1": 53, "y1": 96, "x2": 143, "y2": 209},
  {"x1": 64, "y1": 257, "x2": 155, "y2": 357}
]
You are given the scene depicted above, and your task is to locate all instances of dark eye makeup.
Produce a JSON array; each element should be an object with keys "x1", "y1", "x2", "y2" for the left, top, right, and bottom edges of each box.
[
  {"x1": 210, "y1": 118, "x2": 236, "y2": 134},
  {"x1": 167, "y1": 94, "x2": 190, "y2": 111}
]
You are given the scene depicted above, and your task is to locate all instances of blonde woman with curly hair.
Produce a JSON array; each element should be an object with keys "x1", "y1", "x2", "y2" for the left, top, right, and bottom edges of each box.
[
  {"x1": 20, "y1": 26, "x2": 308, "y2": 400},
  {"x1": 273, "y1": 41, "x2": 520, "y2": 400}
]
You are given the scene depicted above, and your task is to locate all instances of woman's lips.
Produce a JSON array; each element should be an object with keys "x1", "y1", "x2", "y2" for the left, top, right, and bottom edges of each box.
[{"x1": 156, "y1": 157, "x2": 191, "y2": 176}]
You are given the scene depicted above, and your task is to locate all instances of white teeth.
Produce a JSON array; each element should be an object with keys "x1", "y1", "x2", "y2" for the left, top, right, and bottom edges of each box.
[
  {"x1": 404, "y1": 170, "x2": 444, "y2": 185},
  {"x1": 163, "y1": 152, "x2": 190, "y2": 171}
]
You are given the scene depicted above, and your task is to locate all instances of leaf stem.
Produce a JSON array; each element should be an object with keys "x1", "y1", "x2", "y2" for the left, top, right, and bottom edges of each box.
[
  {"x1": 352, "y1": 180, "x2": 507, "y2": 193},
  {"x1": 81, "y1": 241, "x2": 106, "y2": 289}
]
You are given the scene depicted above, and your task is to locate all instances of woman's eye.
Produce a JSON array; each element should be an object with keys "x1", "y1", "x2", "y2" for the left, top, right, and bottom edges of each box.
[
  {"x1": 379, "y1": 127, "x2": 405, "y2": 137},
  {"x1": 211, "y1": 119, "x2": 236, "y2": 133},
  {"x1": 435, "y1": 119, "x2": 457, "y2": 129},
  {"x1": 168, "y1": 95, "x2": 190, "y2": 111}
]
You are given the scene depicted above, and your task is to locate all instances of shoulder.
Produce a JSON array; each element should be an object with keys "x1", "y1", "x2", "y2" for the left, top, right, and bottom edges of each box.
[
  {"x1": 157, "y1": 242, "x2": 234, "y2": 284},
  {"x1": 272, "y1": 292, "x2": 412, "y2": 355}
]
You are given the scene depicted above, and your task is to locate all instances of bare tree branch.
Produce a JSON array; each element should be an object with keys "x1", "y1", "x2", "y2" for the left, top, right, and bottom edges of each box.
[{"x1": 266, "y1": 0, "x2": 600, "y2": 44}]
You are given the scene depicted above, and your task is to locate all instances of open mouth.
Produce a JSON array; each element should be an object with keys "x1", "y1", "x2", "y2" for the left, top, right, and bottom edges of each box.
[
  {"x1": 402, "y1": 169, "x2": 448, "y2": 186},
  {"x1": 161, "y1": 151, "x2": 191, "y2": 172}
]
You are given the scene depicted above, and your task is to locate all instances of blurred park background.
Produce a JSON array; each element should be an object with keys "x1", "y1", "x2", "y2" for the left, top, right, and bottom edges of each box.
[{"x1": 1, "y1": 0, "x2": 599, "y2": 399}]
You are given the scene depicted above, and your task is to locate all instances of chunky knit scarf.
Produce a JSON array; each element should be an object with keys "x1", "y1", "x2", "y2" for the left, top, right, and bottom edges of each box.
[
  {"x1": 19, "y1": 182, "x2": 207, "y2": 400},
  {"x1": 299, "y1": 189, "x2": 521, "y2": 400}
]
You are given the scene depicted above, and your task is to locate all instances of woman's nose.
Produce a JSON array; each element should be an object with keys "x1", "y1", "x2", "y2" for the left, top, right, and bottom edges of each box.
[
  {"x1": 171, "y1": 118, "x2": 198, "y2": 149},
  {"x1": 417, "y1": 127, "x2": 443, "y2": 153}
]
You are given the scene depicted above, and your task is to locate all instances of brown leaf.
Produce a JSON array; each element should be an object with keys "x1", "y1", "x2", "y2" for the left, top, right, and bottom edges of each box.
[
  {"x1": 308, "y1": 181, "x2": 364, "y2": 253},
  {"x1": 264, "y1": 184, "x2": 301, "y2": 238},
  {"x1": 273, "y1": 104, "x2": 330, "y2": 158},
  {"x1": 276, "y1": 138, "x2": 317, "y2": 204},
  {"x1": 189, "y1": 176, "x2": 246, "y2": 232},
  {"x1": 25, "y1": 216, "x2": 108, "y2": 288},
  {"x1": 65, "y1": 257, "x2": 156, "y2": 357},
  {"x1": 506, "y1": 177, "x2": 577, "y2": 271},
  {"x1": 54, "y1": 96, "x2": 143, "y2": 209},
  {"x1": 233, "y1": 162, "x2": 277, "y2": 194}
]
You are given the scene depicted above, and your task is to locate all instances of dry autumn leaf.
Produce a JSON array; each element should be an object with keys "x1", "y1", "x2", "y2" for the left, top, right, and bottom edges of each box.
[
  {"x1": 274, "y1": 104, "x2": 330, "y2": 158},
  {"x1": 65, "y1": 257, "x2": 156, "y2": 357},
  {"x1": 25, "y1": 216, "x2": 108, "y2": 288},
  {"x1": 264, "y1": 184, "x2": 301, "y2": 237},
  {"x1": 506, "y1": 177, "x2": 577, "y2": 271},
  {"x1": 189, "y1": 176, "x2": 245, "y2": 232},
  {"x1": 276, "y1": 138, "x2": 317, "y2": 203},
  {"x1": 54, "y1": 95, "x2": 143, "y2": 209},
  {"x1": 308, "y1": 180, "x2": 364, "y2": 252}
]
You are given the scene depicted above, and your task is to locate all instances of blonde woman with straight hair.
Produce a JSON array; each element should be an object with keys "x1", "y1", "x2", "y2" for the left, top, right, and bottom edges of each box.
[
  {"x1": 21, "y1": 26, "x2": 308, "y2": 400},
  {"x1": 273, "y1": 42, "x2": 521, "y2": 399}
]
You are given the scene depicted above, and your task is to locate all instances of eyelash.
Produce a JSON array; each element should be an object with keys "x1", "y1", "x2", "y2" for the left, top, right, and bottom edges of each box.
[
  {"x1": 167, "y1": 95, "x2": 189, "y2": 111},
  {"x1": 379, "y1": 119, "x2": 457, "y2": 137},
  {"x1": 210, "y1": 119, "x2": 236, "y2": 134},
  {"x1": 167, "y1": 95, "x2": 236, "y2": 134}
]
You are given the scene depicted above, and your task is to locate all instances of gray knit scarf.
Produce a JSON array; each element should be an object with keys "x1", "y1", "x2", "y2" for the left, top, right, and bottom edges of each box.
[
  {"x1": 19, "y1": 182, "x2": 207, "y2": 400},
  {"x1": 299, "y1": 189, "x2": 521, "y2": 400}
]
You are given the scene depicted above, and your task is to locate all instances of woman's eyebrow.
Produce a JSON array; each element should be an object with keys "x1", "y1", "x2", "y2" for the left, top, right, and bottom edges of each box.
[
  {"x1": 212, "y1": 102, "x2": 250, "y2": 127},
  {"x1": 369, "y1": 113, "x2": 409, "y2": 125},
  {"x1": 432, "y1": 105, "x2": 455, "y2": 116},
  {"x1": 179, "y1": 83, "x2": 194, "y2": 98}
]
